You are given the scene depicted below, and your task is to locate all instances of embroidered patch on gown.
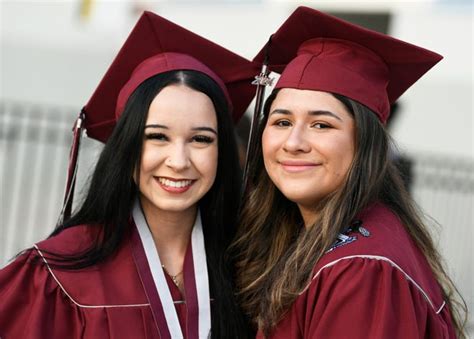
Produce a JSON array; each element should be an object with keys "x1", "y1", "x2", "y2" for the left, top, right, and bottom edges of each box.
[{"x1": 326, "y1": 220, "x2": 370, "y2": 253}]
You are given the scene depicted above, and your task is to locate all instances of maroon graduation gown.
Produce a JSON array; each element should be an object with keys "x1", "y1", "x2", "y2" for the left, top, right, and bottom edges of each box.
[
  {"x1": 0, "y1": 224, "x2": 194, "y2": 338},
  {"x1": 258, "y1": 203, "x2": 456, "y2": 339}
]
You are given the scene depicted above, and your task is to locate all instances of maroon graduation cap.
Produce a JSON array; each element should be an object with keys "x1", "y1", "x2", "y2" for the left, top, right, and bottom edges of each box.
[
  {"x1": 62, "y1": 11, "x2": 259, "y2": 220},
  {"x1": 86, "y1": 11, "x2": 259, "y2": 142},
  {"x1": 253, "y1": 6, "x2": 443, "y2": 123}
]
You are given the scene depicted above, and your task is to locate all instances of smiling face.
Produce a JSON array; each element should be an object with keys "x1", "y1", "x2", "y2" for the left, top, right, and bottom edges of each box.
[
  {"x1": 137, "y1": 84, "x2": 218, "y2": 218},
  {"x1": 262, "y1": 88, "x2": 356, "y2": 219}
]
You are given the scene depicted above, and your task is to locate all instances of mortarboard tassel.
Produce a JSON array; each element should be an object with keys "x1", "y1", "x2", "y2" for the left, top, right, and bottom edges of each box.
[
  {"x1": 58, "y1": 108, "x2": 85, "y2": 224},
  {"x1": 242, "y1": 36, "x2": 274, "y2": 192}
]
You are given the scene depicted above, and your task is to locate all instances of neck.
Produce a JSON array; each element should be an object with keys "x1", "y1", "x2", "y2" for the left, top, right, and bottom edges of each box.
[
  {"x1": 140, "y1": 196, "x2": 197, "y2": 275},
  {"x1": 298, "y1": 204, "x2": 319, "y2": 229}
]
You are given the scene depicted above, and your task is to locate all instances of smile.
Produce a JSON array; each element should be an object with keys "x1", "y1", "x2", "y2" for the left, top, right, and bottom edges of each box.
[
  {"x1": 279, "y1": 161, "x2": 320, "y2": 173},
  {"x1": 155, "y1": 177, "x2": 195, "y2": 193}
]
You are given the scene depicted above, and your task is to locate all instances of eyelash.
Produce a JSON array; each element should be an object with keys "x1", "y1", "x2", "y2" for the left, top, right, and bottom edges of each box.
[
  {"x1": 272, "y1": 120, "x2": 332, "y2": 129},
  {"x1": 192, "y1": 135, "x2": 215, "y2": 144},
  {"x1": 145, "y1": 132, "x2": 168, "y2": 141},
  {"x1": 312, "y1": 122, "x2": 331, "y2": 129},
  {"x1": 273, "y1": 120, "x2": 292, "y2": 127},
  {"x1": 145, "y1": 133, "x2": 215, "y2": 144}
]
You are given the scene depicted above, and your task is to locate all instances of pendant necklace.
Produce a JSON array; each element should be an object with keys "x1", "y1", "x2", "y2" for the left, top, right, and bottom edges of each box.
[{"x1": 162, "y1": 264, "x2": 182, "y2": 288}]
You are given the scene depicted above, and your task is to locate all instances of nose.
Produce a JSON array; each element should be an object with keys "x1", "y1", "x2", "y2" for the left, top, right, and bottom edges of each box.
[
  {"x1": 165, "y1": 143, "x2": 191, "y2": 171},
  {"x1": 283, "y1": 125, "x2": 311, "y2": 153}
]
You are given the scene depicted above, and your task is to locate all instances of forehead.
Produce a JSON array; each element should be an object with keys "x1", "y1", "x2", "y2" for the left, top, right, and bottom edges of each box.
[
  {"x1": 271, "y1": 88, "x2": 350, "y2": 117},
  {"x1": 146, "y1": 84, "x2": 217, "y2": 126}
]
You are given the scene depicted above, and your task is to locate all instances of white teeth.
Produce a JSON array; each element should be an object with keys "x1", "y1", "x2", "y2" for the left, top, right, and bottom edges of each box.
[{"x1": 158, "y1": 177, "x2": 192, "y2": 188}]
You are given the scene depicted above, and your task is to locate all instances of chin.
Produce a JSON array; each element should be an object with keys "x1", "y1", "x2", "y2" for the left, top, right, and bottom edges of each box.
[
  {"x1": 158, "y1": 201, "x2": 197, "y2": 213},
  {"x1": 277, "y1": 188, "x2": 321, "y2": 205},
  {"x1": 141, "y1": 194, "x2": 197, "y2": 214},
  {"x1": 280, "y1": 191, "x2": 310, "y2": 203}
]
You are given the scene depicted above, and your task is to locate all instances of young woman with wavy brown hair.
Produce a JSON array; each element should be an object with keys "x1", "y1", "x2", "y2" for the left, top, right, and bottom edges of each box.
[{"x1": 232, "y1": 7, "x2": 467, "y2": 338}]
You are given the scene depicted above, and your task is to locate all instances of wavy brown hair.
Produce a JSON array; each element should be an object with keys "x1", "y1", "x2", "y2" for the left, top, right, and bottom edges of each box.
[{"x1": 231, "y1": 90, "x2": 467, "y2": 337}]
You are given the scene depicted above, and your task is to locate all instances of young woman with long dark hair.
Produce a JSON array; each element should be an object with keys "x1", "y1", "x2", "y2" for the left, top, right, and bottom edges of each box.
[
  {"x1": 233, "y1": 7, "x2": 467, "y2": 338},
  {"x1": 0, "y1": 12, "x2": 257, "y2": 338}
]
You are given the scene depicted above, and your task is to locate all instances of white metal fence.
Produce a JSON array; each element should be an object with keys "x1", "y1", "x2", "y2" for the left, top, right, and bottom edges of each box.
[{"x1": 0, "y1": 100, "x2": 103, "y2": 262}]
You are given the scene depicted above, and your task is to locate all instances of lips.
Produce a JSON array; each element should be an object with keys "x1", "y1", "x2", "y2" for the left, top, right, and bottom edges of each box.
[
  {"x1": 279, "y1": 160, "x2": 320, "y2": 173},
  {"x1": 158, "y1": 177, "x2": 193, "y2": 188},
  {"x1": 155, "y1": 177, "x2": 195, "y2": 193}
]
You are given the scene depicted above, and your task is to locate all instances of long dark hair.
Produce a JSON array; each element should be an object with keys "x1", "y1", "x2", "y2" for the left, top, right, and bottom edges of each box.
[
  {"x1": 46, "y1": 70, "x2": 250, "y2": 338},
  {"x1": 232, "y1": 90, "x2": 467, "y2": 337}
]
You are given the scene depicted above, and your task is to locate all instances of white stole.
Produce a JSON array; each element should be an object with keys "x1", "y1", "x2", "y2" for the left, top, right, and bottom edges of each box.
[{"x1": 133, "y1": 200, "x2": 211, "y2": 338}]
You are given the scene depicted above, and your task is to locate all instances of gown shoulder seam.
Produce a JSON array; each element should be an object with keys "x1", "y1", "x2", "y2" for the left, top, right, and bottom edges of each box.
[
  {"x1": 305, "y1": 254, "x2": 446, "y2": 314},
  {"x1": 33, "y1": 244, "x2": 151, "y2": 309}
]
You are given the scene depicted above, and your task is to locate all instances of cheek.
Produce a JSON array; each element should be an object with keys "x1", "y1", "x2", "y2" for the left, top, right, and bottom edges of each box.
[
  {"x1": 340, "y1": 133, "x2": 356, "y2": 167},
  {"x1": 262, "y1": 128, "x2": 278, "y2": 162},
  {"x1": 328, "y1": 135, "x2": 355, "y2": 177},
  {"x1": 196, "y1": 147, "x2": 218, "y2": 181},
  {"x1": 261, "y1": 129, "x2": 276, "y2": 176},
  {"x1": 140, "y1": 145, "x2": 159, "y2": 173}
]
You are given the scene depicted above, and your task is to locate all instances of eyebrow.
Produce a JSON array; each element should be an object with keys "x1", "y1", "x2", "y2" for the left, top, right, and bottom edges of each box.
[
  {"x1": 270, "y1": 109, "x2": 342, "y2": 121},
  {"x1": 192, "y1": 127, "x2": 218, "y2": 135},
  {"x1": 145, "y1": 124, "x2": 217, "y2": 135},
  {"x1": 145, "y1": 124, "x2": 168, "y2": 129}
]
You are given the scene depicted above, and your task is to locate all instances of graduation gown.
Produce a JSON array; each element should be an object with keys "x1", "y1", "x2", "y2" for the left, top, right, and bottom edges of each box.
[
  {"x1": 0, "y1": 223, "x2": 199, "y2": 338},
  {"x1": 259, "y1": 203, "x2": 456, "y2": 339}
]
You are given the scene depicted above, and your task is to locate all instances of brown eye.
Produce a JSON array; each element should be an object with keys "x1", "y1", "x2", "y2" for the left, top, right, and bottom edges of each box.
[
  {"x1": 275, "y1": 120, "x2": 292, "y2": 127},
  {"x1": 312, "y1": 122, "x2": 331, "y2": 129},
  {"x1": 145, "y1": 133, "x2": 168, "y2": 141},
  {"x1": 192, "y1": 135, "x2": 214, "y2": 144}
]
